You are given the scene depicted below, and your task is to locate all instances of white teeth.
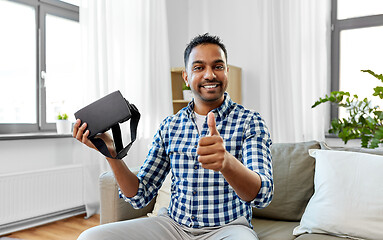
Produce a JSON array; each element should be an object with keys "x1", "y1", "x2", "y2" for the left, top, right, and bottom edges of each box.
[{"x1": 203, "y1": 85, "x2": 217, "y2": 89}]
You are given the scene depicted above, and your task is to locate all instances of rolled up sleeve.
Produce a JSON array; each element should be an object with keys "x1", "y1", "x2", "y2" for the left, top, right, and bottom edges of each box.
[
  {"x1": 242, "y1": 114, "x2": 273, "y2": 208},
  {"x1": 119, "y1": 118, "x2": 171, "y2": 209}
]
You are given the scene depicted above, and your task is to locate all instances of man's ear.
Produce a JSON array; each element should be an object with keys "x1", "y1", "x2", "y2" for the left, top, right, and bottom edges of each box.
[{"x1": 182, "y1": 70, "x2": 189, "y2": 87}]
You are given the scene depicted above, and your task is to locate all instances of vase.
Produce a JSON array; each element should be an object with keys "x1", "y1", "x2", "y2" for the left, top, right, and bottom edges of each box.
[{"x1": 56, "y1": 120, "x2": 72, "y2": 134}]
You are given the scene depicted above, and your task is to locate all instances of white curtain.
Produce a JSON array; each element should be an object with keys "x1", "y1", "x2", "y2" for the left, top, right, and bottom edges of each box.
[
  {"x1": 79, "y1": 0, "x2": 172, "y2": 217},
  {"x1": 255, "y1": 0, "x2": 331, "y2": 143}
]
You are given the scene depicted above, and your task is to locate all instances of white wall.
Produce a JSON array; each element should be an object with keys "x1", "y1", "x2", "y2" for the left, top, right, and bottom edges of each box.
[
  {"x1": 0, "y1": 138, "x2": 79, "y2": 174},
  {"x1": 166, "y1": 0, "x2": 189, "y2": 67},
  {"x1": 0, "y1": 136, "x2": 110, "y2": 176}
]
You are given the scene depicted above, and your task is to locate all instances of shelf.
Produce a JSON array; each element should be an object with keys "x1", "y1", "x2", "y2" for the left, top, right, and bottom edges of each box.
[{"x1": 173, "y1": 100, "x2": 189, "y2": 103}]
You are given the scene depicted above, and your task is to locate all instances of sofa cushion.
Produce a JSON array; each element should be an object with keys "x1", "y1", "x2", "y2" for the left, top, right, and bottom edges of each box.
[
  {"x1": 252, "y1": 218, "x2": 299, "y2": 240},
  {"x1": 253, "y1": 141, "x2": 320, "y2": 221},
  {"x1": 253, "y1": 220, "x2": 345, "y2": 240},
  {"x1": 293, "y1": 149, "x2": 383, "y2": 240}
]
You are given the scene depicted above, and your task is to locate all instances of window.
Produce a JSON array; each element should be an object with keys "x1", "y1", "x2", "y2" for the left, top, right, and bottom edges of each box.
[
  {"x1": 0, "y1": 0, "x2": 79, "y2": 134},
  {"x1": 331, "y1": 0, "x2": 383, "y2": 120}
]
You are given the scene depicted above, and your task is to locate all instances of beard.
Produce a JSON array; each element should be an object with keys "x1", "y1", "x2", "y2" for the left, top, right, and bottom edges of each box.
[{"x1": 192, "y1": 80, "x2": 226, "y2": 102}]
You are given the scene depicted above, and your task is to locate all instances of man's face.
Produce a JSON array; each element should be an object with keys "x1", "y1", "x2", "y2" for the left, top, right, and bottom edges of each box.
[{"x1": 183, "y1": 44, "x2": 228, "y2": 104}]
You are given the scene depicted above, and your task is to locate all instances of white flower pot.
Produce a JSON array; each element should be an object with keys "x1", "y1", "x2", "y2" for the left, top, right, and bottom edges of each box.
[
  {"x1": 183, "y1": 90, "x2": 193, "y2": 101},
  {"x1": 56, "y1": 120, "x2": 72, "y2": 134}
]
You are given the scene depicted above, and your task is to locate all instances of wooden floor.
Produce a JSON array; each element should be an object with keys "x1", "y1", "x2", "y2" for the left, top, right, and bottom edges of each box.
[{"x1": 2, "y1": 214, "x2": 100, "y2": 240}]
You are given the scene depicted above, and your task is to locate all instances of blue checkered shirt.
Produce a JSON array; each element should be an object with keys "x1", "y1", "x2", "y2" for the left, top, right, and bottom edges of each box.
[{"x1": 120, "y1": 93, "x2": 273, "y2": 228}]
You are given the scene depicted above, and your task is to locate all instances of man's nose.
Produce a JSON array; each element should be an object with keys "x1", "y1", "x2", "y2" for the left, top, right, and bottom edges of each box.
[{"x1": 204, "y1": 67, "x2": 216, "y2": 80}]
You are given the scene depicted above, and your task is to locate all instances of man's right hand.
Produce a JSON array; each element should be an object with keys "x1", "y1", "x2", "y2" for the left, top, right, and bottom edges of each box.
[{"x1": 73, "y1": 119, "x2": 117, "y2": 157}]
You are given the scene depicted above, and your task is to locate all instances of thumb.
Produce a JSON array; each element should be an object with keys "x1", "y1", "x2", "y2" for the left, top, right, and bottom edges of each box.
[{"x1": 207, "y1": 112, "x2": 219, "y2": 136}]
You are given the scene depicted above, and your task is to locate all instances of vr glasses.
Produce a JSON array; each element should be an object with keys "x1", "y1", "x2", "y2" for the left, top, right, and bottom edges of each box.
[{"x1": 74, "y1": 91, "x2": 140, "y2": 159}]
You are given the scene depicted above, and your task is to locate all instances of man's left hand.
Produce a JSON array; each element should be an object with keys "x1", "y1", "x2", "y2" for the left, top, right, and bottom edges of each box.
[{"x1": 197, "y1": 112, "x2": 229, "y2": 172}]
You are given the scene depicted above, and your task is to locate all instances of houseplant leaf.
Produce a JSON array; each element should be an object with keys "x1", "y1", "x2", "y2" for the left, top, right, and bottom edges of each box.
[{"x1": 313, "y1": 69, "x2": 383, "y2": 148}]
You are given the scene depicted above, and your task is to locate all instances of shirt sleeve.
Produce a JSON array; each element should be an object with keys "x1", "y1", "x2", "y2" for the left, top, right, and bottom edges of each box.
[
  {"x1": 119, "y1": 118, "x2": 171, "y2": 209},
  {"x1": 242, "y1": 112, "x2": 273, "y2": 208}
]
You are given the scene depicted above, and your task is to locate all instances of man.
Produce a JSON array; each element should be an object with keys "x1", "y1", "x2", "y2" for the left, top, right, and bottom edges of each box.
[{"x1": 74, "y1": 33, "x2": 273, "y2": 240}]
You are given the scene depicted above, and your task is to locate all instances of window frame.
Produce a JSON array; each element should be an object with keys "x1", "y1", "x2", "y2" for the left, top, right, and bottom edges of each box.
[
  {"x1": 330, "y1": 0, "x2": 383, "y2": 122},
  {"x1": 0, "y1": 0, "x2": 79, "y2": 134}
]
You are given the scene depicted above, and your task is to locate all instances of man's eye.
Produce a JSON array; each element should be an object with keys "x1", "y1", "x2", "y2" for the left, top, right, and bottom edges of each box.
[
  {"x1": 215, "y1": 65, "x2": 224, "y2": 70},
  {"x1": 193, "y1": 66, "x2": 203, "y2": 71}
]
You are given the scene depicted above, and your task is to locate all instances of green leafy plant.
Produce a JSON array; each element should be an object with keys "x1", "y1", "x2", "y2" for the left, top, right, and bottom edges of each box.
[
  {"x1": 312, "y1": 70, "x2": 383, "y2": 148},
  {"x1": 182, "y1": 82, "x2": 191, "y2": 91},
  {"x1": 57, "y1": 113, "x2": 69, "y2": 120}
]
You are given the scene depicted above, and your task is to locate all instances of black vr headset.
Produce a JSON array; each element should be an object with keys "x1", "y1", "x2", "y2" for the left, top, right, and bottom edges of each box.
[{"x1": 74, "y1": 91, "x2": 140, "y2": 159}]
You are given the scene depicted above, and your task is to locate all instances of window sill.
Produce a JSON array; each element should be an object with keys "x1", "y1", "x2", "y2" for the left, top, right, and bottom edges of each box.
[
  {"x1": 324, "y1": 133, "x2": 339, "y2": 138},
  {"x1": 0, "y1": 132, "x2": 73, "y2": 141}
]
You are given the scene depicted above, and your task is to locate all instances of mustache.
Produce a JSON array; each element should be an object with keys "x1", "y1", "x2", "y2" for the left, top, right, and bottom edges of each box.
[{"x1": 198, "y1": 80, "x2": 222, "y2": 87}]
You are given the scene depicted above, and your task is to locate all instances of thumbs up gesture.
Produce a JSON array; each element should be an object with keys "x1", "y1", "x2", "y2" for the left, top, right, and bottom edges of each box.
[{"x1": 197, "y1": 112, "x2": 228, "y2": 172}]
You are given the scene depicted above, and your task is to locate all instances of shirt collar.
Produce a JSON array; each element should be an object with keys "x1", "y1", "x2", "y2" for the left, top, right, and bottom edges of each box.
[{"x1": 185, "y1": 92, "x2": 233, "y2": 120}]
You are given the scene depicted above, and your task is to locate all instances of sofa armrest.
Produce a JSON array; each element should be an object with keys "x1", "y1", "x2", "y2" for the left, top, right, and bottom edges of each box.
[{"x1": 99, "y1": 171, "x2": 156, "y2": 224}]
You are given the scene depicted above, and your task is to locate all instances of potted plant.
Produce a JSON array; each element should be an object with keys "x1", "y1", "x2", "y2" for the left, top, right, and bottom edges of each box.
[
  {"x1": 312, "y1": 70, "x2": 383, "y2": 148},
  {"x1": 56, "y1": 113, "x2": 71, "y2": 134},
  {"x1": 182, "y1": 82, "x2": 193, "y2": 101}
]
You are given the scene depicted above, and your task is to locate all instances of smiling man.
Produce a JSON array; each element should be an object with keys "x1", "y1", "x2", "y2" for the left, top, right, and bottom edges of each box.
[
  {"x1": 183, "y1": 42, "x2": 228, "y2": 114},
  {"x1": 75, "y1": 33, "x2": 273, "y2": 240}
]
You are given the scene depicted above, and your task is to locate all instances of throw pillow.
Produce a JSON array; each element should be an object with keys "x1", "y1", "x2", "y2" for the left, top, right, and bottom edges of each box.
[
  {"x1": 253, "y1": 141, "x2": 320, "y2": 221},
  {"x1": 147, "y1": 172, "x2": 172, "y2": 217},
  {"x1": 293, "y1": 149, "x2": 383, "y2": 240}
]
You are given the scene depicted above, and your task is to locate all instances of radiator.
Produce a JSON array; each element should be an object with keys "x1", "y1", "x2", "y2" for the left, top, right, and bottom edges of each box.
[{"x1": 0, "y1": 165, "x2": 85, "y2": 235}]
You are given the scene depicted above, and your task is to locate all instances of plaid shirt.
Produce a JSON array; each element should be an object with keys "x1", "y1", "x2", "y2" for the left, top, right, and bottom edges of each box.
[{"x1": 120, "y1": 93, "x2": 273, "y2": 228}]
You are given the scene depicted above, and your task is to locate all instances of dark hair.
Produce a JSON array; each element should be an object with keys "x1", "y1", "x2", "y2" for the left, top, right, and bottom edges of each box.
[{"x1": 184, "y1": 33, "x2": 228, "y2": 67}]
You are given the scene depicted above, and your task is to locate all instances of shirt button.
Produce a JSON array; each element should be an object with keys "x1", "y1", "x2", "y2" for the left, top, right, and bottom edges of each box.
[
  {"x1": 194, "y1": 166, "x2": 198, "y2": 170},
  {"x1": 192, "y1": 191, "x2": 197, "y2": 195},
  {"x1": 191, "y1": 216, "x2": 195, "y2": 220}
]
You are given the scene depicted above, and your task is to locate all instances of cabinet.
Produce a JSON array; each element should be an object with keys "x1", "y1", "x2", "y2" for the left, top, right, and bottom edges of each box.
[{"x1": 171, "y1": 65, "x2": 242, "y2": 114}]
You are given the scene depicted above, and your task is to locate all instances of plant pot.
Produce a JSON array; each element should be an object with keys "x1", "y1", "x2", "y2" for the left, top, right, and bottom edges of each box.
[
  {"x1": 56, "y1": 120, "x2": 72, "y2": 134},
  {"x1": 183, "y1": 90, "x2": 193, "y2": 101}
]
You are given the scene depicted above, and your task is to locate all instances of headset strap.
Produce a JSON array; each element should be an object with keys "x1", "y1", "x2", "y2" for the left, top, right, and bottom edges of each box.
[{"x1": 90, "y1": 103, "x2": 140, "y2": 159}]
